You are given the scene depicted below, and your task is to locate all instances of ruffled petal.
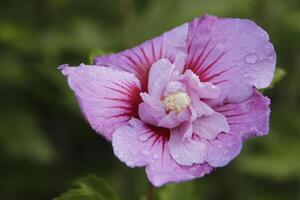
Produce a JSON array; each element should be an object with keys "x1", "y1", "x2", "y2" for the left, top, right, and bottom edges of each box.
[
  {"x1": 157, "y1": 109, "x2": 191, "y2": 129},
  {"x1": 215, "y1": 90, "x2": 270, "y2": 139},
  {"x1": 190, "y1": 93, "x2": 215, "y2": 117},
  {"x1": 193, "y1": 112, "x2": 230, "y2": 140},
  {"x1": 179, "y1": 70, "x2": 220, "y2": 99},
  {"x1": 148, "y1": 59, "x2": 175, "y2": 98},
  {"x1": 186, "y1": 15, "x2": 276, "y2": 103},
  {"x1": 203, "y1": 133, "x2": 242, "y2": 167},
  {"x1": 94, "y1": 23, "x2": 188, "y2": 91},
  {"x1": 138, "y1": 93, "x2": 166, "y2": 126},
  {"x1": 112, "y1": 118, "x2": 212, "y2": 186},
  {"x1": 60, "y1": 64, "x2": 141, "y2": 141},
  {"x1": 139, "y1": 92, "x2": 191, "y2": 129},
  {"x1": 168, "y1": 122, "x2": 206, "y2": 165}
]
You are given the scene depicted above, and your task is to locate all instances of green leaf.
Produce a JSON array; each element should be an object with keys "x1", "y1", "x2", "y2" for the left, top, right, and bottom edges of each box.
[
  {"x1": 157, "y1": 182, "x2": 197, "y2": 200},
  {"x1": 269, "y1": 67, "x2": 286, "y2": 88},
  {"x1": 261, "y1": 67, "x2": 286, "y2": 92},
  {"x1": 89, "y1": 49, "x2": 107, "y2": 65},
  {"x1": 54, "y1": 175, "x2": 117, "y2": 200}
]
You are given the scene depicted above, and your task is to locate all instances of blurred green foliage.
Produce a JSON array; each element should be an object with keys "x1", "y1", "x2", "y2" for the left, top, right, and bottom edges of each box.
[
  {"x1": 0, "y1": 0, "x2": 300, "y2": 199},
  {"x1": 54, "y1": 175, "x2": 117, "y2": 200}
]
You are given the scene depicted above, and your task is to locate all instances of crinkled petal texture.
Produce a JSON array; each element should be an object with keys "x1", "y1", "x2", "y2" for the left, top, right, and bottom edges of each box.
[
  {"x1": 186, "y1": 16, "x2": 276, "y2": 104},
  {"x1": 60, "y1": 64, "x2": 141, "y2": 141},
  {"x1": 94, "y1": 23, "x2": 189, "y2": 91},
  {"x1": 112, "y1": 119, "x2": 212, "y2": 186},
  {"x1": 60, "y1": 15, "x2": 276, "y2": 187}
]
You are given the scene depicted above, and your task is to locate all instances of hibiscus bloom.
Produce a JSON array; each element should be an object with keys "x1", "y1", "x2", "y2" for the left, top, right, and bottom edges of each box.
[{"x1": 60, "y1": 15, "x2": 276, "y2": 186}]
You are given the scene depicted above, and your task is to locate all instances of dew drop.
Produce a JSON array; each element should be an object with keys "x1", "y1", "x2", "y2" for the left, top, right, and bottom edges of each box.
[
  {"x1": 243, "y1": 74, "x2": 251, "y2": 78},
  {"x1": 152, "y1": 154, "x2": 159, "y2": 160},
  {"x1": 173, "y1": 154, "x2": 179, "y2": 159},
  {"x1": 264, "y1": 43, "x2": 273, "y2": 54},
  {"x1": 138, "y1": 134, "x2": 149, "y2": 142},
  {"x1": 245, "y1": 54, "x2": 258, "y2": 64},
  {"x1": 141, "y1": 150, "x2": 150, "y2": 156}
]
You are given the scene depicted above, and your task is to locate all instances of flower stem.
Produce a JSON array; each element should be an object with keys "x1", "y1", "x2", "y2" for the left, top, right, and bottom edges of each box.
[{"x1": 147, "y1": 181, "x2": 154, "y2": 200}]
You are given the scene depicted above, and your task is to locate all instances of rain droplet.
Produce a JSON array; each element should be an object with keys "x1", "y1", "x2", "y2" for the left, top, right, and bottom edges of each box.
[
  {"x1": 138, "y1": 134, "x2": 149, "y2": 142},
  {"x1": 141, "y1": 150, "x2": 150, "y2": 156},
  {"x1": 245, "y1": 54, "x2": 258, "y2": 64},
  {"x1": 152, "y1": 154, "x2": 159, "y2": 160},
  {"x1": 264, "y1": 43, "x2": 274, "y2": 54},
  {"x1": 173, "y1": 154, "x2": 179, "y2": 159}
]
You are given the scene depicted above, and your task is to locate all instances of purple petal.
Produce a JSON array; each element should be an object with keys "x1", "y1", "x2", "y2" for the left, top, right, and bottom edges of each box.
[
  {"x1": 139, "y1": 91, "x2": 191, "y2": 129},
  {"x1": 203, "y1": 133, "x2": 242, "y2": 167},
  {"x1": 157, "y1": 109, "x2": 191, "y2": 129},
  {"x1": 138, "y1": 93, "x2": 166, "y2": 126},
  {"x1": 60, "y1": 64, "x2": 141, "y2": 141},
  {"x1": 190, "y1": 93, "x2": 215, "y2": 117},
  {"x1": 168, "y1": 122, "x2": 206, "y2": 165},
  {"x1": 180, "y1": 70, "x2": 220, "y2": 99},
  {"x1": 94, "y1": 23, "x2": 188, "y2": 91},
  {"x1": 148, "y1": 59, "x2": 175, "y2": 98},
  {"x1": 193, "y1": 112, "x2": 230, "y2": 140},
  {"x1": 112, "y1": 118, "x2": 212, "y2": 186},
  {"x1": 186, "y1": 15, "x2": 276, "y2": 103},
  {"x1": 163, "y1": 81, "x2": 186, "y2": 96},
  {"x1": 216, "y1": 90, "x2": 270, "y2": 139}
]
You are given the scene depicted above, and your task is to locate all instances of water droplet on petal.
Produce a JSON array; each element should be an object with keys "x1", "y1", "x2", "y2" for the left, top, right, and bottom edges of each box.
[
  {"x1": 245, "y1": 54, "x2": 258, "y2": 64},
  {"x1": 173, "y1": 154, "x2": 179, "y2": 159},
  {"x1": 152, "y1": 154, "x2": 159, "y2": 160},
  {"x1": 141, "y1": 150, "x2": 150, "y2": 156},
  {"x1": 138, "y1": 134, "x2": 149, "y2": 142},
  {"x1": 264, "y1": 43, "x2": 274, "y2": 54}
]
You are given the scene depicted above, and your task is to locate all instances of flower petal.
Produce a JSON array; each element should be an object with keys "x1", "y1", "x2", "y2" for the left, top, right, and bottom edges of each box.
[
  {"x1": 190, "y1": 93, "x2": 215, "y2": 117},
  {"x1": 193, "y1": 112, "x2": 230, "y2": 140},
  {"x1": 138, "y1": 93, "x2": 166, "y2": 126},
  {"x1": 94, "y1": 23, "x2": 188, "y2": 91},
  {"x1": 180, "y1": 70, "x2": 220, "y2": 99},
  {"x1": 169, "y1": 122, "x2": 206, "y2": 165},
  {"x1": 139, "y1": 92, "x2": 191, "y2": 129},
  {"x1": 157, "y1": 109, "x2": 191, "y2": 129},
  {"x1": 215, "y1": 90, "x2": 270, "y2": 139},
  {"x1": 186, "y1": 15, "x2": 276, "y2": 103},
  {"x1": 148, "y1": 59, "x2": 175, "y2": 98},
  {"x1": 60, "y1": 64, "x2": 141, "y2": 141},
  {"x1": 112, "y1": 118, "x2": 212, "y2": 186},
  {"x1": 203, "y1": 133, "x2": 242, "y2": 167}
]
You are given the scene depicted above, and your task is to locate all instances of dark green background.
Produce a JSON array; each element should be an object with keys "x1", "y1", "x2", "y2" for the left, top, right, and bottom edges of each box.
[{"x1": 1, "y1": 0, "x2": 299, "y2": 199}]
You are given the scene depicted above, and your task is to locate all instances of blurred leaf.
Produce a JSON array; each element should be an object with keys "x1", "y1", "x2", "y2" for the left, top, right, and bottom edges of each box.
[
  {"x1": 236, "y1": 110, "x2": 300, "y2": 180},
  {"x1": 157, "y1": 182, "x2": 197, "y2": 200},
  {"x1": 89, "y1": 49, "x2": 107, "y2": 65},
  {"x1": 269, "y1": 67, "x2": 286, "y2": 88},
  {"x1": 0, "y1": 108, "x2": 56, "y2": 163},
  {"x1": 260, "y1": 67, "x2": 286, "y2": 92},
  {"x1": 54, "y1": 175, "x2": 117, "y2": 200}
]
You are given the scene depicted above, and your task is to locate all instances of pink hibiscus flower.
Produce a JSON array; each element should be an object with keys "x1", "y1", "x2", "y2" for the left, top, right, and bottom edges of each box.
[{"x1": 60, "y1": 15, "x2": 276, "y2": 186}]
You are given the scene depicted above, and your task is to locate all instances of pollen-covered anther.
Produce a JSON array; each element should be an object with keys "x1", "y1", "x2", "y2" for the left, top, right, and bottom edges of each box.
[{"x1": 162, "y1": 92, "x2": 191, "y2": 113}]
